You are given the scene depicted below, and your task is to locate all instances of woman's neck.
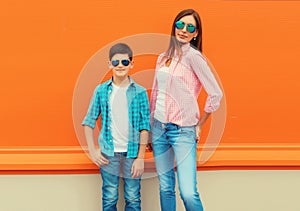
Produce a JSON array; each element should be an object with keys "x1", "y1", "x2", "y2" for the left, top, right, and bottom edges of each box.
[{"x1": 168, "y1": 41, "x2": 190, "y2": 59}]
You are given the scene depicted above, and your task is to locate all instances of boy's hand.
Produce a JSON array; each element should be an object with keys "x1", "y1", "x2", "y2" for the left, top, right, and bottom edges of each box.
[
  {"x1": 131, "y1": 158, "x2": 144, "y2": 178},
  {"x1": 89, "y1": 149, "x2": 109, "y2": 167}
]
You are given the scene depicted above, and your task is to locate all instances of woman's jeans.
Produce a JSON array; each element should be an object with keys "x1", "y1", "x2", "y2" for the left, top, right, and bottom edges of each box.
[
  {"x1": 152, "y1": 118, "x2": 203, "y2": 211},
  {"x1": 100, "y1": 152, "x2": 141, "y2": 211}
]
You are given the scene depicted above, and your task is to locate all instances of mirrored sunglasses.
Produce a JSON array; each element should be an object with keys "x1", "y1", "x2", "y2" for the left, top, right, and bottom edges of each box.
[
  {"x1": 111, "y1": 59, "x2": 130, "y2": 67},
  {"x1": 175, "y1": 20, "x2": 196, "y2": 33}
]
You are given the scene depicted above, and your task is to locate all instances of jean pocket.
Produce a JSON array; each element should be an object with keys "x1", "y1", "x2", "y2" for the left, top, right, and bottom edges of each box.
[
  {"x1": 151, "y1": 119, "x2": 164, "y2": 141},
  {"x1": 180, "y1": 126, "x2": 196, "y2": 141}
]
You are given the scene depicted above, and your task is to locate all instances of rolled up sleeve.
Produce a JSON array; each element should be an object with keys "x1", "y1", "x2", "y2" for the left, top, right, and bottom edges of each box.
[
  {"x1": 138, "y1": 90, "x2": 150, "y2": 131},
  {"x1": 82, "y1": 86, "x2": 102, "y2": 128}
]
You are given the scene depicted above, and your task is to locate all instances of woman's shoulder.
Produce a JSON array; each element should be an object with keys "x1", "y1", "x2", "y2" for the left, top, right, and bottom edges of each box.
[
  {"x1": 156, "y1": 52, "x2": 168, "y2": 65},
  {"x1": 186, "y1": 46, "x2": 207, "y2": 62},
  {"x1": 187, "y1": 45, "x2": 201, "y2": 56},
  {"x1": 158, "y1": 52, "x2": 167, "y2": 59}
]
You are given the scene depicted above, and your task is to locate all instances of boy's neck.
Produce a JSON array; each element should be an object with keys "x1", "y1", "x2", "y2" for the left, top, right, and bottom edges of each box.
[{"x1": 112, "y1": 76, "x2": 130, "y2": 87}]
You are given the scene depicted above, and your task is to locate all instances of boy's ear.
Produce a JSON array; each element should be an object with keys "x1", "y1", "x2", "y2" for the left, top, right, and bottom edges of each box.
[
  {"x1": 108, "y1": 60, "x2": 112, "y2": 69},
  {"x1": 130, "y1": 60, "x2": 134, "y2": 69}
]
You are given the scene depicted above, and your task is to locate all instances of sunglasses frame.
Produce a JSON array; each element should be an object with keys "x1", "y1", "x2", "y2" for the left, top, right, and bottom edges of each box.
[
  {"x1": 111, "y1": 59, "x2": 130, "y2": 67},
  {"x1": 175, "y1": 20, "x2": 196, "y2": 33}
]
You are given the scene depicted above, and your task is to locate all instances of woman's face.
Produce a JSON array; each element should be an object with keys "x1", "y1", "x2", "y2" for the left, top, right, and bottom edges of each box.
[{"x1": 175, "y1": 15, "x2": 198, "y2": 44}]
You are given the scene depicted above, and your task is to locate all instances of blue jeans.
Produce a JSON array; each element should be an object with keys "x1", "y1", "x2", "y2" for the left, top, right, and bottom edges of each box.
[
  {"x1": 152, "y1": 118, "x2": 204, "y2": 211},
  {"x1": 100, "y1": 152, "x2": 141, "y2": 211}
]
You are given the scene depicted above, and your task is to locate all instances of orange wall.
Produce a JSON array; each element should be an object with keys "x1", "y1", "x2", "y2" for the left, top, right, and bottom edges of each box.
[{"x1": 1, "y1": 0, "x2": 300, "y2": 171}]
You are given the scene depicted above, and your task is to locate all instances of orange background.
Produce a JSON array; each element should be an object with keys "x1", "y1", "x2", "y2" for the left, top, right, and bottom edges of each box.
[{"x1": 1, "y1": 0, "x2": 300, "y2": 173}]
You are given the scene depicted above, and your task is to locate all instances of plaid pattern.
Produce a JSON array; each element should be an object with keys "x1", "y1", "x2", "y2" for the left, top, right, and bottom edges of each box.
[{"x1": 82, "y1": 77, "x2": 150, "y2": 158}]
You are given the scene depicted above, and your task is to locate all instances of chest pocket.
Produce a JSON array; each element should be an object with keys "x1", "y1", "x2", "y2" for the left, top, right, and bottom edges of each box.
[{"x1": 127, "y1": 91, "x2": 140, "y2": 133}]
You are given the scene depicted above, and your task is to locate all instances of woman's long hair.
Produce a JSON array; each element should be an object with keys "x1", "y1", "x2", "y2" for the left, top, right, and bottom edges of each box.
[{"x1": 167, "y1": 9, "x2": 202, "y2": 58}]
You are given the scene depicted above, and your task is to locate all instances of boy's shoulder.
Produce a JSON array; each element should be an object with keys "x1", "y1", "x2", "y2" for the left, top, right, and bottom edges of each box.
[
  {"x1": 131, "y1": 80, "x2": 147, "y2": 93},
  {"x1": 133, "y1": 82, "x2": 146, "y2": 90},
  {"x1": 94, "y1": 78, "x2": 147, "y2": 94},
  {"x1": 94, "y1": 79, "x2": 112, "y2": 91},
  {"x1": 100, "y1": 79, "x2": 112, "y2": 87}
]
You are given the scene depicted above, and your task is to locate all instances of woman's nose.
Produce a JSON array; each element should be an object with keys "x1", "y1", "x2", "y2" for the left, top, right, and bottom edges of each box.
[{"x1": 181, "y1": 26, "x2": 187, "y2": 32}]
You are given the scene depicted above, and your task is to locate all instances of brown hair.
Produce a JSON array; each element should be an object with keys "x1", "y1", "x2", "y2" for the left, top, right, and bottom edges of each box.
[
  {"x1": 167, "y1": 9, "x2": 202, "y2": 58},
  {"x1": 109, "y1": 43, "x2": 133, "y2": 61}
]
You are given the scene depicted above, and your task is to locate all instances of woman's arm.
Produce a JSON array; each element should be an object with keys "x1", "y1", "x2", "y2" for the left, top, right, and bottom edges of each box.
[
  {"x1": 190, "y1": 52, "x2": 223, "y2": 113},
  {"x1": 190, "y1": 52, "x2": 223, "y2": 138}
]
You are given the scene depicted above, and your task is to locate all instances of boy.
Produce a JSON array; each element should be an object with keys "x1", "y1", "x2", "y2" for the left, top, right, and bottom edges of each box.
[{"x1": 82, "y1": 43, "x2": 150, "y2": 211}]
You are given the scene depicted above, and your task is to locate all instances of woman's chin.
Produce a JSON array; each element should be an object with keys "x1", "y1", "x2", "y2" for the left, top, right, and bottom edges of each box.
[{"x1": 176, "y1": 38, "x2": 189, "y2": 44}]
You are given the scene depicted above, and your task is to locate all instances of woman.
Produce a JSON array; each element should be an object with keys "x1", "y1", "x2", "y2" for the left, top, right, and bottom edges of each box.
[{"x1": 150, "y1": 9, "x2": 223, "y2": 211}]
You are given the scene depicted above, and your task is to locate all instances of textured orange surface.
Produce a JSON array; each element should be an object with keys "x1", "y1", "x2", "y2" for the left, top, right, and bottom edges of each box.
[{"x1": 0, "y1": 0, "x2": 300, "y2": 173}]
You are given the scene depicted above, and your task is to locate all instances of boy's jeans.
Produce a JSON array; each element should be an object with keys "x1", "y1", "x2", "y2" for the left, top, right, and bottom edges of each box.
[
  {"x1": 100, "y1": 152, "x2": 141, "y2": 211},
  {"x1": 151, "y1": 118, "x2": 204, "y2": 211}
]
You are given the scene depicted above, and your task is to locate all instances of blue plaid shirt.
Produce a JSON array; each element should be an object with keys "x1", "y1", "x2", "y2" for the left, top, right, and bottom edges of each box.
[{"x1": 82, "y1": 77, "x2": 150, "y2": 158}]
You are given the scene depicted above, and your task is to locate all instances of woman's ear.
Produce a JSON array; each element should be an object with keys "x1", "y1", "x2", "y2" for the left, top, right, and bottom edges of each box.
[{"x1": 194, "y1": 30, "x2": 198, "y2": 38}]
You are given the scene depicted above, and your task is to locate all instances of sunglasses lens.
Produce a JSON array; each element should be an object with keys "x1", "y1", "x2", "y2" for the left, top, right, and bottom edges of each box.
[
  {"x1": 176, "y1": 21, "x2": 196, "y2": 33},
  {"x1": 175, "y1": 21, "x2": 185, "y2": 29},
  {"x1": 111, "y1": 60, "x2": 119, "y2": 67},
  {"x1": 187, "y1": 24, "x2": 196, "y2": 33},
  {"x1": 121, "y1": 59, "x2": 130, "y2": 66}
]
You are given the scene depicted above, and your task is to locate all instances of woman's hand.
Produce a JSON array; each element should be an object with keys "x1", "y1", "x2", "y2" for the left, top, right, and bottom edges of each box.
[
  {"x1": 196, "y1": 124, "x2": 202, "y2": 142},
  {"x1": 196, "y1": 112, "x2": 211, "y2": 142}
]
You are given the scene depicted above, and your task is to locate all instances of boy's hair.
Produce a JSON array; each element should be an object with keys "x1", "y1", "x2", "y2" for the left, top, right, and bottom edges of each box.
[{"x1": 109, "y1": 43, "x2": 133, "y2": 61}]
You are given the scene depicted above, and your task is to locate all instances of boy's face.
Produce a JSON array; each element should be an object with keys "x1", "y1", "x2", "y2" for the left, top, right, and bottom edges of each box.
[{"x1": 109, "y1": 53, "x2": 133, "y2": 79}]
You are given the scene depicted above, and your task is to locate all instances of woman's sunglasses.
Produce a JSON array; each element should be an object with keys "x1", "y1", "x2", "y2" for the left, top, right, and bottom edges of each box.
[
  {"x1": 111, "y1": 59, "x2": 130, "y2": 67},
  {"x1": 175, "y1": 20, "x2": 196, "y2": 33}
]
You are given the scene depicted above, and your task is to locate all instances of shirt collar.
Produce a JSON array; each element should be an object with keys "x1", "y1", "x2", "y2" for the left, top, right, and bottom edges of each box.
[
  {"x1": 181, "y1": 42, "x2": 191, "y2": 53},
  {"x1": 107, "y1": 76, "x2": 135, "y2": 87},
  {"x1": 173, "y1": 42, "x2": 191, "y2": 57}
]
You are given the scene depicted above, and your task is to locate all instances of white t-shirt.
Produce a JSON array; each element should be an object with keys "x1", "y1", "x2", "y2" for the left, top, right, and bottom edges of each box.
[
  {"x1": 110, "y1": 83, "x2": 129, "y2": 152},
  {"x1": 154, "y1": 66, "x2": 169, "y2": 123}
]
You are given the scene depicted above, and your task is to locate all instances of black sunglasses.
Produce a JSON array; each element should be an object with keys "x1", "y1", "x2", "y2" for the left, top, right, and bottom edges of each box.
[
  {"x1": 111, "y1": 59, "x2": 130, "y2": 67},
  {"x1": 175, "y1": 20, "x2": 196, "y2": 33}
]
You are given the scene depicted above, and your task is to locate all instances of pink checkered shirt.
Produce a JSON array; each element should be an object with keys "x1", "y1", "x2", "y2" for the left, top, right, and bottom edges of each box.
[{"x1": 150, "y1": 43, "x2": 223, "y2": 126}]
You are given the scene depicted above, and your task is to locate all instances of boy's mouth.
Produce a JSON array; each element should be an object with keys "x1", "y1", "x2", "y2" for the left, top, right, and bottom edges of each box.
[{"x1": 116, "y1": 69, "x2": 126, "y2": 72}]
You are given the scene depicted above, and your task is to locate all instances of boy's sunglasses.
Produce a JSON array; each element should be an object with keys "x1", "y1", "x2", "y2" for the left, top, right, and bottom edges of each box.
[
  {"x1": 175, "y1": 20, "x2": 196, "y2": 33},
  {"x1": 111, "y1": 59, "x2": 130, "y2": 67}
]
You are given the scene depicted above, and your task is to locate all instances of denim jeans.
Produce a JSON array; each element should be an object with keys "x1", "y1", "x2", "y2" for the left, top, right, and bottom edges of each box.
[
  {"x1": 152, "y1": 118, "x2": 204, "y2": 211},
  {"x1": 100, "y1": 152, "x2": 141, "y2": 211}
]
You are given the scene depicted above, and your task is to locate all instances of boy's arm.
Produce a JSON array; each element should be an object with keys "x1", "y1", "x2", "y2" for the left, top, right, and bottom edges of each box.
[
  {"x1": 82, "y1": 86, "x2": 108, "y2": 166},
  {"x1": 84, "y1": 126, "x2": 108, "y2": 167},
  {"x1": 131, "y1": 89, "x2": 150, "y2": 178},
  {"x1": 136, "y1": 130, "x2": 148, "y2": 159},
  {"x1": 131, "y1": 130, "x2": 149, "y2": 178}
]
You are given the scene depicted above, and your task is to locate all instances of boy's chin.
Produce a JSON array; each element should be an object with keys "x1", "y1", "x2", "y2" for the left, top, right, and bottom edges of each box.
[{"x1": 114, "y1": 74, "x2": 128, "y2": 79}]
